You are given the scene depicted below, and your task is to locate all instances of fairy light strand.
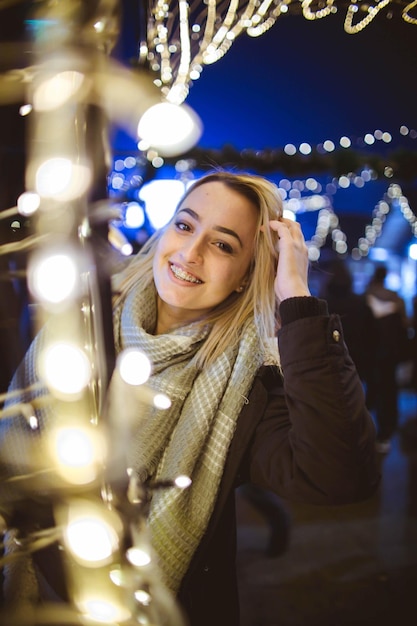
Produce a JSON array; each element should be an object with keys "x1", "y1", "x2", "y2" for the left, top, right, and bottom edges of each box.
[{"x1": 143, "y1": 1, "x2": 417, "y2": 104}]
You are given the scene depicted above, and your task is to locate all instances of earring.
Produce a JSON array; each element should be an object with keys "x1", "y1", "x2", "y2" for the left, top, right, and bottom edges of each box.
[{"x1": 237, "y1": 285, "x2": 244, "y2": 293}]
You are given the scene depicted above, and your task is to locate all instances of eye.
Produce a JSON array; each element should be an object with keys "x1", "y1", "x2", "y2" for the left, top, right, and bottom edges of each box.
[
  {"x1": 215, "y1": 241, "x2": 233, "y2": 254},
  {"x1": 174, "y1": 220, "x2": 191, "y2": 232}
]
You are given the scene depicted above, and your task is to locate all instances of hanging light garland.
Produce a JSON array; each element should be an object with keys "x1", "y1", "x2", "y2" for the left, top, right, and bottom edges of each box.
[
  {"x1": 289, "y1": 181, "x2": 416, "y2": 262},
  {"x1": 108, "y1": 121, "x2": 417, "y2": 263},
  {"x1": 153, "y1": 124, "x2": 417, "y2": 179},
  {"x1": 141, "y1": 1, "x2": 417, "y2": 104}
]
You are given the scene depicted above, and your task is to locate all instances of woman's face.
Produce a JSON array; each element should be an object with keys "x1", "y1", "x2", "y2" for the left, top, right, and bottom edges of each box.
[{"x1": 153, "y1": 181, "x2": 258, "y2": 330}]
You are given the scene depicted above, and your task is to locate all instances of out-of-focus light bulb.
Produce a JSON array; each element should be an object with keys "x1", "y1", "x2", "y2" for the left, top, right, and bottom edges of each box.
[
  {"x1": 17, "y1": 191, "x2": 40, "y2": 215},
  {"x1": 60, "y1": 499, "x2": 123, "y2": 567},
  {"x1": 28, "y1": 251, "x2": 79, "y2": 305},
  {"x1": 57, "y1": 428, "x2": 94, "y2": 467},
  {"x1": 35, "y1": 158, "x2": 91, "y2": 201},
  {"x1": 49, "y1": 425, "x2": 103, "y2": 485},
  {"x1": 137, "y1": 102, "x2": 202, "y2": 157},
  {"x1": 117, "y1": 348, "x2": 152, "y2": 386},
  {"x1": 125, "y1": 201, "x2": 145, "y2": 228},
  {"x1": 108, "y1": 224, "x2": 133, "y2": 256},
  {"x1": 139, "y1": 179, "x2": 185, "y2": 229},
  {"x1": 134, "y1": 589, "x2": 152, "y2": 606},
  {"x1": 19, "y1": 103, "x2": 32, "y2": 116},
  {"x1": 40, "y1": 342, "x2": 91, "y2": 396},
  {"x1": 126, "y1": 546, "x2": 152, "y2": 567},
  {"x1": 174, "y1": 475, "x2": 192, "y2": 489},
  {"x1": 33, "y1": 71, "x2": 85, "y2": 111},
  {"x1": 77, "y1": 595, "x2": 131, "y2": 623},
  {"x1": 65, "y1": 515, "x2": 119, "y2": 563},
  {"x1": 153, "y1": 393, "x2": 171, "y2": 409},
  {"x1": 408, "y1": 243, "x2": 417, "y2": 260},
  {"x1": 52, "y1": 425, "x2": 102, "y2": 468},
  {"x1": 283, "y1": 208, "x2": 296, "y2": 221}
]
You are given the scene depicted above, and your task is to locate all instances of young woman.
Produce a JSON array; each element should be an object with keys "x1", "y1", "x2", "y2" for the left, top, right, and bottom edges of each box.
[
  {"x1": 1, "y1": 171, "x2": 379, "y2": 625},
  {"x1": 111, "y1": 170, "x2": 379, "y2": 624}
]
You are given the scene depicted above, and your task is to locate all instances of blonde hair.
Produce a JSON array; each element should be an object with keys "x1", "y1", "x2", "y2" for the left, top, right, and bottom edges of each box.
[{"x1": 113, "y1": 170, "x2": 283, "y2": 367}]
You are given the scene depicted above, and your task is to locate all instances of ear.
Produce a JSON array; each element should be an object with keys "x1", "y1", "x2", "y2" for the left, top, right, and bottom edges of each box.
[{"x1": 235, "y1": 280, "x2": 248, "y2": 293}]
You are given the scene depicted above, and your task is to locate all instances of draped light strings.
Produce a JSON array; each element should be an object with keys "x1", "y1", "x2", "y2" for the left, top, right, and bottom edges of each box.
[
  {"x1": 107, "y1": 120, "x2": 417, "y2": 262},
  {"x1": 143, "y1": 1, "x2": 417, "y2": 104},
  {"x1": 304, "y1": 183, "x2": 416, "y2": 261},
  {"x1": 0, "y1": 2, "x2": 194, "y2": 624}
]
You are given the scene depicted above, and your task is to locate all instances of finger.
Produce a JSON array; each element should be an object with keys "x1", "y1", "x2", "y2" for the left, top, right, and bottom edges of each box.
[
  {"x1": 270, "y1": 219, "x2": 305, "y2": 242},
  {"x1": 268, "y1": 219, "x2": 293, "y2": 238}
]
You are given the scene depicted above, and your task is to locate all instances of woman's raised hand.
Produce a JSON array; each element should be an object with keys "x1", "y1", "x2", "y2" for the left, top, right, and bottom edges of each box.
[{"x1": 268, "y1": 218, "x2": 311, "y2": 303}]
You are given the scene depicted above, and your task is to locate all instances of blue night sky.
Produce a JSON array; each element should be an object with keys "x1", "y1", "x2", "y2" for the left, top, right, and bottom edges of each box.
[{"x1": 185, "y1": 12, "x2": 417, "y2": 152}]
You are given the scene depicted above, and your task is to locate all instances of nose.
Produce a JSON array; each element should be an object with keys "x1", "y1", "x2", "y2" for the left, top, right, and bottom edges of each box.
[{"x1": 180, "y1": 234, "x2": 204, "y2": 264}]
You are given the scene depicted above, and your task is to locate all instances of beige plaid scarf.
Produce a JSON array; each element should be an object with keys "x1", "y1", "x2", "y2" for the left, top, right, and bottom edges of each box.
[{"x1": 113, "y1": 283, "x2": 263, "y2": 593}]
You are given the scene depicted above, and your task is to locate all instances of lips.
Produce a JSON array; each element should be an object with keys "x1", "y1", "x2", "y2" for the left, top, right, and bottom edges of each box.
[{"x1": 169, "y1": 263, "x2": 203, "y2": 284}]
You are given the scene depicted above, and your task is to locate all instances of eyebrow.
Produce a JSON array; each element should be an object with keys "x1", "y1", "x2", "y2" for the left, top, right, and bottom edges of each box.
[{"x1": 178, "y1": 207, "x2": 243, "y2": 247}]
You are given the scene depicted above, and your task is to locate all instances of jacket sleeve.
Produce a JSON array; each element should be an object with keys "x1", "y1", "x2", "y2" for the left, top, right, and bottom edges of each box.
[{"x1": 247, "y1": 296, "x2": 380, "y2": 505}]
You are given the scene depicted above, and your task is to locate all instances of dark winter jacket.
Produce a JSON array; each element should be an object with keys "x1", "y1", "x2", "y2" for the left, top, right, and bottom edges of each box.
[{"x1": 178, "y1": 296, "x2": 379, "y2": 626}]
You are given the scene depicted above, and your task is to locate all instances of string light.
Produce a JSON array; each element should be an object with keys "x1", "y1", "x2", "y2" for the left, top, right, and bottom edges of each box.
[
  {"x1": 143, "y1": 1, "x2": 417, "y2": 104},
  {"x1": 109, "y1": 122, "x2": 416, "y2": 263},
  {"x1": 0, "y1": 4, "x2": 415, "y2": 625}
]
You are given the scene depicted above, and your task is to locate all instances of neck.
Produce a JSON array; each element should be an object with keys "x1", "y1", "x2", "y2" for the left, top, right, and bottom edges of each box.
[{"x1": 155, "y1": 297, "x2": 207, "y2": 335}]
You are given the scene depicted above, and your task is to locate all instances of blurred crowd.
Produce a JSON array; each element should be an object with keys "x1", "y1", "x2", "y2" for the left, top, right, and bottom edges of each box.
[{"x1": 322, "y1": 260, "x2": 417, "y2": 454}]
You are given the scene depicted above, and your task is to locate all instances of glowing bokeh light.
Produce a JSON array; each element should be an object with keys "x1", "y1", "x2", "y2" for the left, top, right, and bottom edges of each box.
[
  {"x1": 153, "y1": 393, "x2": 172, "y2": 409},
  {"x1": 139, "y1": 179, "x2": 186, "y2": 229},
  {"x1": 137, "y1": 102, "x2": 202, "y2": 157},
  {"x1": 78, "y1": 595, "x2": 131, "y2": 623},
  {"x1": 174, "y1": 475, "x2": 192, "y2": 489},
  {"x1": 41, "y1": 342, "x2": 91, "y2": 396},
  {"x1": 65, "y1": 515, "x2": 119, "y2": 563},
  {"x1": 117, "y1": 348, "x2": 152, "y2": 386},
  {"x1": 51, "y1": 425, "x2": 105, "y2": 480},
  {"x1": 35, "y1": 158, "x2": 91, "y2": 201},
  {"x1": 125, "y1": 201, "x2": 145, "y2": 228},
  {"x1": 17, "y1": 191, "x2": 40, "y2": 215},
  {"x1": 409, "y1": 243, "x2": 417, "y2": 261},
  {"x1": 33, "y1": 71, "x2": 85, "y2": 111},
  {"x1": 28, "y1": 252, "x2": 78, "y2": 304},
  {"x1": 126, "y1": 546, "x2": 152, "y2": 567}
]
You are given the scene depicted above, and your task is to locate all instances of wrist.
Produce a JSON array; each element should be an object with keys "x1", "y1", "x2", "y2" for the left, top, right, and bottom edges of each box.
[{"x1": 279, "y1": 296, "x2": 328, "y2": 325}]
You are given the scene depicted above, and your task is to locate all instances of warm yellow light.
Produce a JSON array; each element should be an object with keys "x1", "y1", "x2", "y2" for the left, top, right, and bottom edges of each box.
[
  {"x1": 117, "y1": 348, "x2": 152, "y2": 386},
  {"x1": 56, "y1": 428, "x2": 95, "y2": 468},
  {"x1": 63, "y1": 501, "x2": 122, "y2": 566},
  {"x1": 137, "y1": 102, "x2": 202, "y2": 157},
  {"x1": 40, "y1": 342, "x2": 91, "y2": 396},
  {"x1": 28, "y1": 251, "x2": 79, "y2": 305},
  {"x1": 126, "y1": 545, "x2": 152, "y2": 567},
  {"x1": 19, "y1": 103, "x2": 32, "y2": 116},
  {"x1": 17, "y1": 191, "x2": 40, "y2": 215},
  {"x1": 78, "y1": 595, "x2": 131, "y2": 623},
  {"x1": 35, "y1": 157, "x2": 91, "y2": 201},
  {"x1": 49, "y1": 422, "x2": 106, "y2": 484},
  {"x1": 134, "y1": 588, "x2": 152, "y2": 605},
  {"x1": 33, "y1": 71, "x2": 85, "y2": 111},
  {"x1": 174, "y1": 475, "x2": 192, "y2": 489},
  {"x1": 153, "y1": 393, "x2": 171, "y2": 409},
  {"x1": 66, "y1": 517, "x2": 117, "y2": 563},
  {"x1": 108, "y1": 223, "x2": 134, "y2": 256}
]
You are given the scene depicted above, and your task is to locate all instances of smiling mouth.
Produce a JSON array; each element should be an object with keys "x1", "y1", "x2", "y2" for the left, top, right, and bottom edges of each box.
[{"x1": 169, "y1": 263, "x2": 203, "y2": 284}]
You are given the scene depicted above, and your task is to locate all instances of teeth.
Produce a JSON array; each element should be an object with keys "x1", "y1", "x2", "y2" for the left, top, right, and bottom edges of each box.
[{"x1": 170, "y1": 264, "x2": 202, "y2": 284}]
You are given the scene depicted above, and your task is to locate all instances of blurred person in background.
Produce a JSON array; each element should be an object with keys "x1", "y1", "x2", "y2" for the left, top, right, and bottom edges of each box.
[
  {"x1": 365, "y1": 265, "x2": 410, "y2": 454},
  {"x1": 322, "y1": 259, "x2": 378, "y2": 387}
]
